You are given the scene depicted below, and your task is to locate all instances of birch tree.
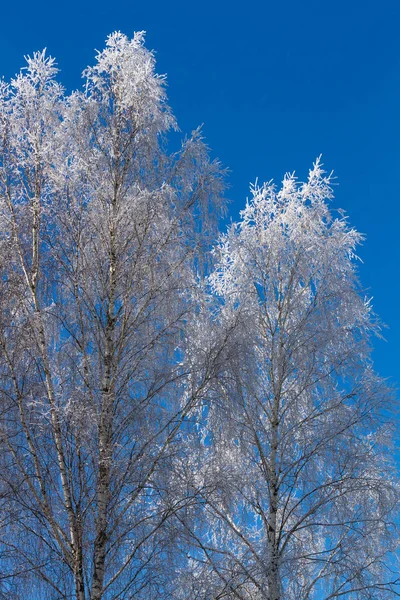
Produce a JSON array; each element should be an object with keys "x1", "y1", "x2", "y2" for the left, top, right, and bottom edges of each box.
[
  {"x1": 0, "y1": 32, "x2": 225, "y2": 599},
  {"x1": 176, "y1": 161, "x2": 399, "y2": 600},
  {"x1": 0, "y1": 31, "x2": 398, "y2": 600}
]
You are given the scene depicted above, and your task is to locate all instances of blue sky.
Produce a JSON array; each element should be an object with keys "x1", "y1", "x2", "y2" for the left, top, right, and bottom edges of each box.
[{"x1": 1, "y1": 0, "x2": 399, "y2": 384}]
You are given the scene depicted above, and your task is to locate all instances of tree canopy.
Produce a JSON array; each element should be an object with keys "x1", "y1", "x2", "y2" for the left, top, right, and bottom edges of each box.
[{"x1": 0, "y1": 31, "x2": 398, "y2": 600}]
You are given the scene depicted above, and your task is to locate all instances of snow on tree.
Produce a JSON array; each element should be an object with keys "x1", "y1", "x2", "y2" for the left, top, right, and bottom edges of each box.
[
  {"x1": 0, "y1": 32, "x2": 225, "y2": 599},
  {"x1": 0, "y1": 31, "x2": 398, "y2": 600},
  {"x1": 173, "y1": 161, "x2": 399, "y2": 600}
]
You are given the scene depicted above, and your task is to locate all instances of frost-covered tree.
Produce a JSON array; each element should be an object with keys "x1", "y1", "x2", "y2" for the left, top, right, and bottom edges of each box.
[
  {"x1": 175, "y1": 161, "x2": 399, "y2": 600},
  {"x1": 0, "y1": 32, "x2": 398, "y2": 600},
  {"x1": 0, "y1": 32, "x2": 225, "y2": 599}
]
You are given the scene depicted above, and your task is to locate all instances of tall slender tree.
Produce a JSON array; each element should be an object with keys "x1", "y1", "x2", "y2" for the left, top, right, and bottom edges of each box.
[
  {"x1": 174, "y1": 161, "x2": 399, "y2": 600},
  {"x1": 0, "y1": 32, "x2": 225, "y2": 599}
]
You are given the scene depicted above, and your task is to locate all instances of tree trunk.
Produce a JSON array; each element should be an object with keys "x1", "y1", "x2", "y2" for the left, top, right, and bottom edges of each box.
[
  {"x1": 267, "y1": 399, "x2": 280, "y2": 600},
  {"x1": 91, "y1": 199, "x2": 118, "y2": 600}
]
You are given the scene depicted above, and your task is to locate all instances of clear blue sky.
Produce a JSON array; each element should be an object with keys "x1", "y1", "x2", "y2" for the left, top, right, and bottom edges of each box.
[{"x1": 1, "y1": 0, "x2": 399, "y2": 385}]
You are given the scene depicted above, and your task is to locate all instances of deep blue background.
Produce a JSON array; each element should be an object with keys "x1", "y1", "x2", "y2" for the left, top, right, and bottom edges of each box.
[{"x1": 1, "y1": 0, "x2": 399, "y2": 386}]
